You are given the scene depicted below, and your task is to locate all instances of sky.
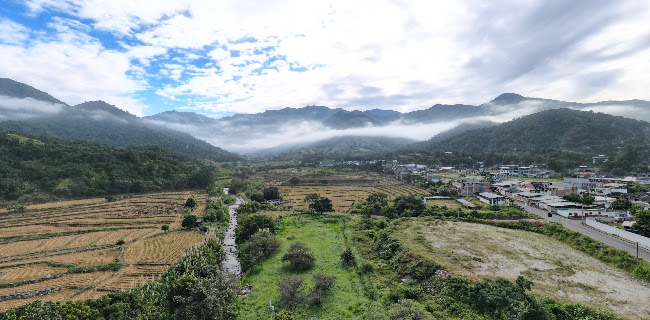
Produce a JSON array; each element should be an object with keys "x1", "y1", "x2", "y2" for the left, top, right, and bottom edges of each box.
[{"x1": 1, "y1": 0, "x2": 650, "y2": 117}]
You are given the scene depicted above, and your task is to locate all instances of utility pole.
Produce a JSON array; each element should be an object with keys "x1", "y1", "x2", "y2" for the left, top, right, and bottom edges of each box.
[{"x1": 269, "y1": 299, "x2": 275, "y2": 320}]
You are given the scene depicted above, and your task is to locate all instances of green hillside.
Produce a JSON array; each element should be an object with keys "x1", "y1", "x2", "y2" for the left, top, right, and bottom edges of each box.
[
  {"x1": 403, "y1": 109, "x2": 650, "y2": 173},
  {"x1": 0, "y1": 130, "x2": 221, "y2": 203}
]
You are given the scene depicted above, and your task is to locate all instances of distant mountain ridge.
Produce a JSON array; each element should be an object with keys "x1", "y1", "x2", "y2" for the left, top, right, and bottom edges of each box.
[
  {"x1": 397, "y1": 108, "x2": 650, "y2": 173},
  {"x1": 262, "y1": 136, "x2": 417, "y2": 161},
  {"x1": 0, "y1": 79, "x2": 242, "y2": 162}
]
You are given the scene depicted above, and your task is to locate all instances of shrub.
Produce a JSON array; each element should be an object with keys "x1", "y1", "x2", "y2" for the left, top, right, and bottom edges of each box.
[
  {"x1": 182, "y1": 215, "x2": 198, "y2": 229},
  {"x1": 161, "y1": 225, "x2": 169, "y2": 231},
  {"x1": 115, "y1": 239, "x2": 125, "y2": 246},
  {"x1": 359, "y1": 262, "x2": 374, "y2": 274},
  {"x1": 340, "y1": 248, "x2": 356, "y2": 267},
  {"x1": 239, "y1": 232, "x2": 280, "y2": 272},
  {"x1": 274, "y1": 310, "x2": 295, "y2": 320},
  {"x1": 281, "y1": 242, "x2": 315, "y2": 270},
  {"x1": 389, "y1": 299, "x2": 430, "y2": 320},
  {"x1": 307, "y1": 274, "x2": 337, "y2": 305},
  {"x1": 278, "y1": 276, "x2": 305, "y2": 309}
]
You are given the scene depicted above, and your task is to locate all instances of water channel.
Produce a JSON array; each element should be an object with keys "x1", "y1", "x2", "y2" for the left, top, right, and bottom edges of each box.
[{"x1": 222, "y1": 188, "x2": 242, "y2": 277}]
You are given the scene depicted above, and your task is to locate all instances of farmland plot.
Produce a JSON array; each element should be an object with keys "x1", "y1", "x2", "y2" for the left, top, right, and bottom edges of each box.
[
  {"x1": 0, "y1": 191, "x2": 207, "y2": 311},
  {"x1": 277, "y1": 175, "x2": 426, "y2": 212}
]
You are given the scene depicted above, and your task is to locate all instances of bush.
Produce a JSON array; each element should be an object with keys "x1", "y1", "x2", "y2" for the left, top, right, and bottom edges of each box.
[
  {"x1": 274, "y1": 310, "x2": 295, "y2": 320},
  {"x1": 236, "y1": 214, "x2": 275, "y2": 243},
  {"x1": 239, "y1": 232, "x2": 280, "y2": 272},
  {"x1": 340, "y1": 248, "x2": 356, "y2": 267},
  {"x1": 307, "y1": 274, "x2": 336, "y2": 305},
  {"x1": 281, "y1": 242, "x2": 315, "y2": 270},
  {"x1": 161, "y1": 225, "x2": 169, "y2": 231},
  {"x1": 278, "y1": 276, "x2": 305, "y2": 309},
  {"x1": 115, "y1": 239, "x2": 125, "y2": 246},
  {"x1": 182, "y1": 215, "x2": 198, "y2": 229},
  {"x1": 389, "y1": 299, "x2": 430, "y2": 320}
]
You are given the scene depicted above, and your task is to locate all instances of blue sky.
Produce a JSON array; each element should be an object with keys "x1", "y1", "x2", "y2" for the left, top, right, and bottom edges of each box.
[{"x1": 1, "y1": 0, "x2": 650, "y2": 117}]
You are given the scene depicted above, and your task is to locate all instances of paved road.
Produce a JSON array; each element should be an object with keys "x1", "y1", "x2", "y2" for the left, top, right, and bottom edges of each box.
[{"x1": 516, "y1": 201, "x2": 650, "y2": 262}]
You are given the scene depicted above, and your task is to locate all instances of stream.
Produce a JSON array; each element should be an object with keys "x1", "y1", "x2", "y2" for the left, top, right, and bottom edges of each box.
[{"x1": 222, "y1": 188, "x2": 243, "y2": 277}]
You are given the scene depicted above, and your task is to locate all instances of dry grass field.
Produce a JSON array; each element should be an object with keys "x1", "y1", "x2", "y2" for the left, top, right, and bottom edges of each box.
[
  {"x1": 276, "y1": 174, "x2": 426, "y2": 212},
  {"x1": 0, "y1": 191, "x2": 207, "y2": 311},
  {"x1": 395, "y1": 219, "x2": 650, "y2": 319}
]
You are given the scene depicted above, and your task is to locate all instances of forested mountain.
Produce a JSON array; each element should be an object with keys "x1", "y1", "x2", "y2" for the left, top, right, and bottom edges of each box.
[
  {"x1": 0, "y1": 78, "x2": 64, "y2": 104},
  {"x1": 0, "y1": 130, "x2": 218, "y2": 203},
  {"x1": 0, "y1": 80, "x2": 241, "y2": 162},
  {"x1": 266, "y1": 136, "x2": 416, "y2": 161},
  {"x1": 399, "y1": 109, "x2": 650, "y2": 173}
]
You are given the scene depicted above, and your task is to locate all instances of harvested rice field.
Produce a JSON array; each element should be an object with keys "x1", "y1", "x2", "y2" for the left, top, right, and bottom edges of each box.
[
  {"x1": 0, "y1": 191, "x2": 208, "y2": 311},
  {"x1": 276, "y1": 175, "x2": 426, "y2": 212}
]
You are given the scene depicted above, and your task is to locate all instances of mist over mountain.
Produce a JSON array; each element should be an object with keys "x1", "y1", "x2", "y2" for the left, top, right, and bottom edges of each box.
[
  {"x1": 0, "y1": 80, "x2": 242, "y2": 162},
  {"x1": 255, "y1": 135, "x2": 416, "y2": 161},
  {"x1": 395, "y1": 109, "x2": 650, "y2": 173},
  {"x1": 2, "y1": 78, "x2": 650, "y2": 161}
]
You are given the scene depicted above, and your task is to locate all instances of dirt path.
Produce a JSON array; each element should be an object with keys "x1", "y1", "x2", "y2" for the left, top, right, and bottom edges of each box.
[{"x1": 222, "y1": 188, "x2": 242, "y2": 278}]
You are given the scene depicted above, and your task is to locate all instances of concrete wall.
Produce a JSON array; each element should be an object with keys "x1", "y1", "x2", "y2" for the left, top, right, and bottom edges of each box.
[{"x1": 585, "y1": 218, "x2": 650, "y2": 250}]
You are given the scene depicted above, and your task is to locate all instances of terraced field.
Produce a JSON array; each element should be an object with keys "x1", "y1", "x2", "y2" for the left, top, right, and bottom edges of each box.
[
  {"x1": 277, "y1": 175, "x2": 426, "y2": 212},
  {"x1": 0, "y1": 191, "x2": 207, "y2": 311}
]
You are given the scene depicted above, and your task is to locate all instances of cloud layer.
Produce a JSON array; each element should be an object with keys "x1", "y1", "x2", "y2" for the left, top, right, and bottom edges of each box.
[{"x1": 1, "y1": 1, "x2": 650, "y2": 117}]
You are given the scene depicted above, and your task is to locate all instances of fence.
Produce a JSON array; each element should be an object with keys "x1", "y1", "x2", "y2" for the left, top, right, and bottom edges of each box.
[{"x1": 584, "y1": 218, "x2": 650, "y2": 250}]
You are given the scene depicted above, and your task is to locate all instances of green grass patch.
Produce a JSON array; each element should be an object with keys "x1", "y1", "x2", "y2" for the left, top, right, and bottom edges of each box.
[{"x1": 235, "y1": 214, "x2": 369, "y2": 319}]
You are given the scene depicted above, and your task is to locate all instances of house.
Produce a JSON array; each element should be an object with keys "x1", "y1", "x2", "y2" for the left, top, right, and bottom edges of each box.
[
  {"x1": 459, "y1": 180, "x2": 490, "y2": 196},
  {"x1": 592, "y1": 155, "x2": 609, "y2": 164},
  {"x1": 478, "y1": 192, "x2": 508, "y2": 206}
]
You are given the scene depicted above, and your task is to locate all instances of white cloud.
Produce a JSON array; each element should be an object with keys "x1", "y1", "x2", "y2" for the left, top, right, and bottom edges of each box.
[
  {"x1": 0, "y1": 95, "x2": 65, "y2": 120},
  {"x1": 0, "y1": 19, "x2": 30, "y2": 45},
  {"x1": 0, "y1": 22, "x2": 148, "y2": 115},
  {"x1": 12, "y1": 0, "x2": 650, "y2": 118}
]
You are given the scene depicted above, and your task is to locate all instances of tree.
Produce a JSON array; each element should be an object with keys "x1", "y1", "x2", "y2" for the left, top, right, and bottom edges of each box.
[
  {"x1": 282, "y1": 242, "x2": 315, "y2": 270},
  {"x1": 340, "y1": 248, "x2": 356, "y2": 267},
  {"x1": 161, "y1": 225, "x2": 169, "y2": 231},
  {"x1": 633, "y1": 209, "x2": 650, "y2": 236},
  {"x1": 182, "y1": 215, "x2": 198, "y2": 229},
  {"x1": 184, "y1": 196, "x2": 197, "y2": 209},
  {"x1": 303, "y1": 193, "x2": 320, "y2": 203},
  {"x1": 250, "y1": 193, "x2": 264, "y2": 203},
  {"x1": 278, "y1": 276, "x2": 305, "y2": 309},
  {"x1": 263, "y1": 187, "x2": 280, "y2": 200},
  {"x1": 366, "y1": 193, "x2": 388, "y2": 206},
  {"x1": 307, "y1": 274, "x2": 336, "y2": 305},
  {"x1": 289, "y1": 177, "x2": 301, "y2": 186},
  {"x1": 611, "y1": 199, "x2": 632, "y2": 211},
  {"x1": 236, "y1": 214, "x2": 276, "y2": 244},
  {"x1": 309, "y1": 197, "x2": 333, "y2": 214}
]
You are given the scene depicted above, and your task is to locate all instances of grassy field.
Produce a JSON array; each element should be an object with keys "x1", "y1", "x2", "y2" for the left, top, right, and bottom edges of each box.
[
  {"x1": 235, "y1": 214, "x2": 368, "y2": 319},
  {"x1": 394, "y1": 218, "x2": 650, "y2": 319},
  {"x1": 0, "y1": 191, "x2": 207, "y2": 311}
]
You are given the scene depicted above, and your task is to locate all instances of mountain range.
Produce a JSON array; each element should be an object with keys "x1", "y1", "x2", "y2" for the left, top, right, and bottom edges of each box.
[
  {"x1": 0, "y1": 78, "x2": 241, "y2": 162},
  {"x1": 1, "y1": 77, "x2": 650, "y2": 172}
]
